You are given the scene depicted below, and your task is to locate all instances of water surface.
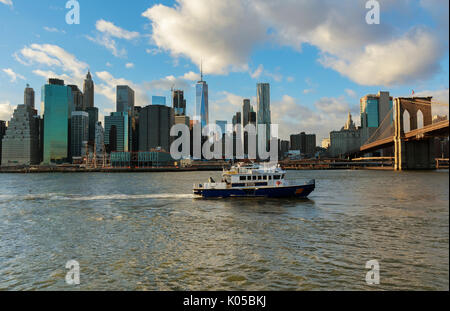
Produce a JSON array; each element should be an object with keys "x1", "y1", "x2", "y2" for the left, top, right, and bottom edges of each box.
[{"x1": 0, "y1": 170, "x2": 448, "y2": 290}]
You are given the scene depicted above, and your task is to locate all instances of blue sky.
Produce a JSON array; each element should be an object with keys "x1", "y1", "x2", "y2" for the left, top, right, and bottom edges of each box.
[{"x1": 0, "y1": 0, "x2": 448, "y2": 142}]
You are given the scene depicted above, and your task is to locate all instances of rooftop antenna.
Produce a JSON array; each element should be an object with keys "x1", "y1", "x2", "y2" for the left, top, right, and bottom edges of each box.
[{"x1": 200, "y1": 59, "x2": 203, "y2": 82}]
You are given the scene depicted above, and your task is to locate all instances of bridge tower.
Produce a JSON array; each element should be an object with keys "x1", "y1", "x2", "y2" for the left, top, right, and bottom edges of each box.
[{"x1": 394, "y1": 97, "x2": 434, "y2": 170}]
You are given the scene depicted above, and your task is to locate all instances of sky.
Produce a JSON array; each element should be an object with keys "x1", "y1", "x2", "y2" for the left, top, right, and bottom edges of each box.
[{"x1": 0, "y1": 0, "x2": 449, "y2": 143}]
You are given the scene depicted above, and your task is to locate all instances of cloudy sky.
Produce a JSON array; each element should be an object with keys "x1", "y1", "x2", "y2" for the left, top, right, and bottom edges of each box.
[{"x1": 0, "y1": 0, "x2": 448, "y2": 142}]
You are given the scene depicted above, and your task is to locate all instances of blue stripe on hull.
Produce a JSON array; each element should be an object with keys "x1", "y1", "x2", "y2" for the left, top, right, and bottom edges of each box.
[{"x1": 194, "y1": 184, "x2": 315, "y2": 198}]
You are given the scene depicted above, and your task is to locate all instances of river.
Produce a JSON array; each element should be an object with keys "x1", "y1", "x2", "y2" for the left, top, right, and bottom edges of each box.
[{"x1": 0, "y1": 170, "x2": 448, "y2": 290}]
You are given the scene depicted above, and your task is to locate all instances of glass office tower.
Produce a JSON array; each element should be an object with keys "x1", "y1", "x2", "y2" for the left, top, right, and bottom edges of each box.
[
  {"x1": 104, "y1": 112, "x2": 129, "y2": 152},
  {"x1": 196, "y1": 80, "x2": 208, "y2": 128},
  {"x1": 41, "y1": 79, "x2": 74, "y2": 164},
  {"x1": 256, "y1": 83, "x2": 271, "y2": 150},
  {"x1": 152, "y1": 96, "x2": 166, "y2": 106}
]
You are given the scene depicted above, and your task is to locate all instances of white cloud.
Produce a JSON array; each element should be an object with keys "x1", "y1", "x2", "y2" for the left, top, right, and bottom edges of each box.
[
  {"x1": 95, "y1": 19, "x2": 140, "y2": 40},
  {"x1": 142, "y1": 0, "x2": 446, "y2": 86},
  {"x1": 125, "y1": 62, "x2": 134, "y2": 69},
  {"x1": 86, "y1": 35, "x2": 126, "y2": 58},
  {"x1": 87, "y1": 20, "x2": 140, "y2": 57},
  {"x1": 142, "y1": 0, "x2": 266, "y2": 75},
  {"x1": 0, "y1": 100, "x2": 14, "y2": 121},
  {"x1": 319, "y1": 28, "x2": 444, "y2": 86},
  {"x1": 271, "y1": 94, "x2": 359, "y2": 141},
  {"x1": 250, "y1": 64, "x2": 264, "y2": 79},
  {"x1": 43, "y1": 26, "x2": 66, "y2": 34},
  {"x1": 345, "y1": 89, "x2": 357, "y2": 98},
  {"x1": 2, "y1": 68, "x2": 25, "y2": 83},
  {"x1": 181, "y1": 71, "x2": 200, "y2": 81},
  {"x1": 0, "y1": 0, "x2": 12, "y2": 7}
]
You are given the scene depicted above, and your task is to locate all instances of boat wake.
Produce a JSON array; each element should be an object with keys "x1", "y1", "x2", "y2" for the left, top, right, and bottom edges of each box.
[{"x1": 0, "y1": 193, "x2": 194, "y2": 202}]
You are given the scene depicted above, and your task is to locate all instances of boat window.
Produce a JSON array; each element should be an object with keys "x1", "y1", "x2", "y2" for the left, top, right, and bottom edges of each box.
[
  {"x1": 247, "y1": 176, "x2": 251, "y2": 181},
  {"x1": 282, "y1": 174, "x2": 285, "y2": 179},
  {"x1": 269, "y1": 175, "x2": 272, "y2": 180},
  {"x1": 274, "y1": 175, "x2": 281, "y2": 180},
  {"x1": 258, "y1": 176, "x2": 262, "y2": 180},
  {"x1": 252, "y1": 176, "x2": 257, "y2": 180},
  {"x1": 240, "y1": 176, "x2": 246, "y2": 181}
]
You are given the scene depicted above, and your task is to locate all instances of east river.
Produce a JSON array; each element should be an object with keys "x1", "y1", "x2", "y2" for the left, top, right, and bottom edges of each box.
[{"x1": 0, "y1": 170, "x2": 448, "y2": 290}]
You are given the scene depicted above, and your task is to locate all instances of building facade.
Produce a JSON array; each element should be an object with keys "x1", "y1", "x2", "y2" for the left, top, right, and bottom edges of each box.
[
  {"x1": 24, "y1": 84, "x2": 35, "y2": 109},
  {"x1": 41, "y1": 79, "x2": 74, "y2": 164},
  {"x1": 85, "y1": 107, "x2": 98, "y2": 144},
  {"x1": 83, "y1": 71, "x2": 94, "y2": 109},
  {"x1": 70, "y1": 111, "x2": 89, "y2": 158},
  {"x1": 152, "y1": 96, "x2": 166, "y2": 106},
  {"x1": 0, "y1": 120, "x2": 6, "y2": 165},
  {"x1": 329, "y1": 113, "x2": 362, "y2": 158},
  {"x1": 139, "y1": 105, "x2": 174, "y2": 153},
  {"x1": 1, "y1": 105, "x2": 40, "y2": 166},
  {"x1": 195, "y1": 80, "x2": 208, "y2": 128},
  {"x1": 95, "y1": 121, "x2": 104, "y2": 155},
  {"x1": 256, "y1": 83, "x2": 271, "y2": 151},
  {"x1": 104, "y1": 112, "x2": 129, "y2": 152},
  {"x1": 68, "y1": 85, "x2": 84, "y2": 111},
  {"x1": 290, "y1": 132, "x2": 316, "y2": 157},
  {"x1": 173, "y1": 90, "x2": 186, "y2": 116},
  {"x1": 116, "y1": 85, "x2": 135, "y2": 116}
]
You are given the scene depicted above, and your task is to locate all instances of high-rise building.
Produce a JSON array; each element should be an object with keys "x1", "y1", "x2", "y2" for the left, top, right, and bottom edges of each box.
[
  {"x1": 24, "y1": 84, "x2": 35, "y2": 109},
  {"x1": 95, "y1": 121, "x2": 104, "y2": 155},
  {"x1": 68, "y1": 85, "x2": 84, "y2": 111},
  {"x1": 139, "y1": 105, "x2": 174, "y2": 152},
  {"x1": 41, "y1": 78, "x2": 74, "y2": 164},
  {"x1": 152, "y1": 96, "x2": 166, "y2": 106},
  {"x1": 290, "y1": 132, "x2": 316, "y2": 156},
  {"x1": 257, "y1": 83, "x2": 271, "y2": 151},
  {"x1": 1, "y1": 105, "x2": 40, "y2": 166},
  {"x1": 104, "y1": 112, "x2": 129, "y2": 152},
  {"x1": 117, "y1": 85, "x2": 135, "y2": 116},
  {"x1": 85, "y1": 107, "x2": 98, "y2": 144},
  {"x1": 83, "y1": 71, "x2": 94, "y2": 109},
  {"x1": 173, "y1": 89, "x2": 186, "y2": 116},
  {"x1": 0, "y1": 120, "x2": 7, "y2": 165},
  {"x1": 70, "y1": 111, "x2": 89, "y2": 158},
  {"x1": 242, "y1": 99, "x2": 251, "y2": 127},
  {"x1": 196, "y1": 74, "x2": 208, "y2": 128},
  {"x1": 132, "y1": 106, "x2": 142, "y2": 152},
  {"x1": 232, "y1": 112, "x2": 242, "y2": 127},
  {"x1": 360, "y1": 91, "x2": 393, "y2": 128}
]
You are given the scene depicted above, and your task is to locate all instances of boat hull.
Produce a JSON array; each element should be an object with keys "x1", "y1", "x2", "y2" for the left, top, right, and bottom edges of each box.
[{"x1": 193, "y1": 183, "x2": 315, "y2": 198}]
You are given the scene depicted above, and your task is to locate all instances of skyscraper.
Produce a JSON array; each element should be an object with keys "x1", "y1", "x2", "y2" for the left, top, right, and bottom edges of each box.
[
  {"x1": 42, "y1": 78, "x2": 74, "y2": 164},
  {"x1": 24, "y1": 84, "x2": 35, "y2": 109},
  {"x1": 173, "y1": 89, "x2": 186, "y2": 116},
  {"x1": 104, "y1": 112, "x2": 129, "y2": 152},
  {"x1": 70, "y1": 111, "x2": 89, "y2": 158},
  {"x1": 95, "y1": 122, "x2": 104, "y2": 155},
  {"x1": 196, "y1": 71, "x2": 208, "y2": 128},
  {"x1": 85, "y1": 107, "x2": 98, "y2": 144},
  {"x1": 360, "y1": 91, "x2": 393, "y2": 128},
  {"x1": 257, "y1": 83, "x2": 271, "y2": 151},
  {"x1": 1, "y1": 104, "x2": 40, "y2": 166},
  {"x1": 242, "y1": 99, "x2": 251, "y2": 127},
  {"x1": 290, "y1": 132, "x2": 316, "y2": 157},
  {"x1": 117, "y1": 85, "x2": 135, "y2": 115},
  {"x1": 68, "y1": 84, "x2": 84, "y2": 111},
  {"x1": 139, "y1": 105, "x2": 174, "y2": 152},
  {"x1": 83, "y1": 71, "x2": 94, "y2": 109}
]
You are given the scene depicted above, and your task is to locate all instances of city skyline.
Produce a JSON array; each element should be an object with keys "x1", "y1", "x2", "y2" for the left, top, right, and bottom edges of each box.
[{"x1": 0, "y1": 0, "x2": 449, "y2": 142}]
